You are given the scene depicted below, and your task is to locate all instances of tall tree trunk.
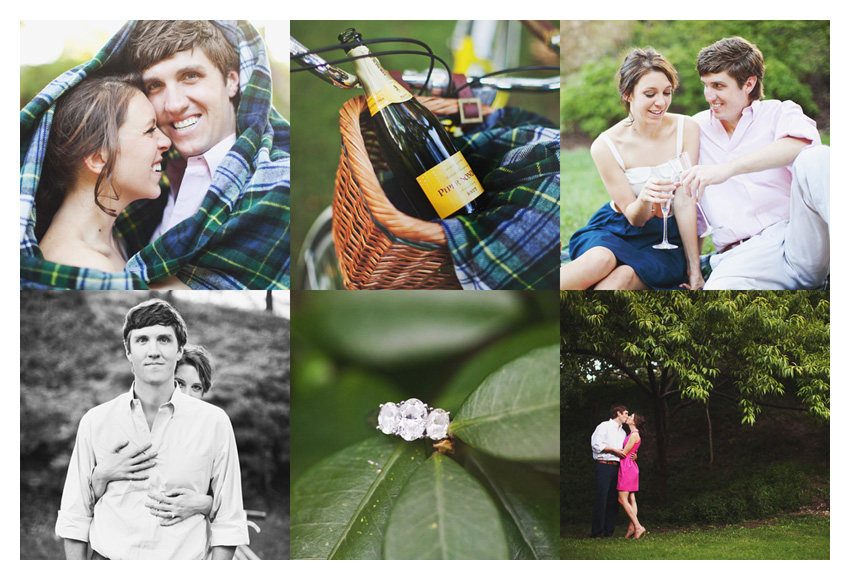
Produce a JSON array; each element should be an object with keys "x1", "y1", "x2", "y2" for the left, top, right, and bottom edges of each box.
[
  {"x1": 650, "y1": 395, "x2": 670, "y2": 507},
  {"x1": 706, "y1": 401, "x2": 714, "y2": 467},
  {"x1": 266, "y1": 290, "x2": 273, "y2": 312}
]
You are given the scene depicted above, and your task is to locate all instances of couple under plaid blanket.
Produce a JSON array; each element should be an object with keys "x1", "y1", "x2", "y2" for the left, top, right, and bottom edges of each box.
[{"x1": 20, "y1": 20, "x2": 291, "y2": 289}]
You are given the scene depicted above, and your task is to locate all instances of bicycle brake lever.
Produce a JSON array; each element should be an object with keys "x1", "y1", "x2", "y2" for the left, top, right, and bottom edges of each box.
[{"x1": 290, "y1": 36, "x2": 360, "y2": 89}]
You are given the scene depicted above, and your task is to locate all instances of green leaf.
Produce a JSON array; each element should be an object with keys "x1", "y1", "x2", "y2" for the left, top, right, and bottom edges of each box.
[
  {"x1": 464, "y1": 450, "x2": 560, "y2": 559},
  {"x1": 435, "y1": 321, "x2": 559, "y2": 413},
  {"x1": 290, "y1": 364, "x2": 405, "y2": 481},
  {"x1": 292, "y1": 291, "x2": 525, "y2": 368},
  {"x1": 384, "y1": 453, "x2": 509, "y2": 559},
  {"x1": 451, "y1": 344, "x2": 560, "y2": 461},
  {"x1": 290, "y1": 437, "x2": 427, "y2": 559}
]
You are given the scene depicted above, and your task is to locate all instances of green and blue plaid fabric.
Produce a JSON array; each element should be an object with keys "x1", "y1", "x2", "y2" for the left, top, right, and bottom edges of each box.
[
  {"x1": 20, "y1": 20, "x2": 290, "y2": 289},
  {"x1": 442, "y1": 108, "x2": 560, "y2": 289}
]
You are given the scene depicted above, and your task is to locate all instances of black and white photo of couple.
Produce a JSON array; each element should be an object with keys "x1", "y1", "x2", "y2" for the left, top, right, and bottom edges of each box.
[{"x1": 20, "y1": 291, "x2": 290, "y2": 559}]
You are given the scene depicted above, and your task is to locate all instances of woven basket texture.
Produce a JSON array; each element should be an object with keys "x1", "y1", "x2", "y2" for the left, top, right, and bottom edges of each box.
[{"x1": 332, "y1": 95, "x2": 493, "y2": 290}]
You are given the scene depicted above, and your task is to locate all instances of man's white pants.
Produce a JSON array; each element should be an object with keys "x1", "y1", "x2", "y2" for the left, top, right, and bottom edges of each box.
[{"x1": 705, "y1": 145, "x2": 830, "y2": 290}]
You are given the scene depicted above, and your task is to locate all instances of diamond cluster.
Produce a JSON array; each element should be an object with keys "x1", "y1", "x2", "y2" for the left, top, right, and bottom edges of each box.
[{"x1": 378, "y1": 398, "x2": 450, "y2": 441}]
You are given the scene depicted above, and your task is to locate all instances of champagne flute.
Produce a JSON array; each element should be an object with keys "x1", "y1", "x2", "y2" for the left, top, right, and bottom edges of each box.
[
  {"x1": 652, "y1": 195, "x2": 677, "y2": 249},
  {"x1": 675, "y1": 152, "x2": 718, "y2": 238},
  {"x1": 652, "y1": 160, "x2": 678, "y2": 250}
]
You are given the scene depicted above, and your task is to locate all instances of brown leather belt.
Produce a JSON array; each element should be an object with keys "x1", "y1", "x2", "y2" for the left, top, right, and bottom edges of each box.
[
  {"x1": 719, "y1": 238, "x2": 750, "y2": 253},
  {"x1": 596, "y1": 460, "x2": 618, "y2": 465}
]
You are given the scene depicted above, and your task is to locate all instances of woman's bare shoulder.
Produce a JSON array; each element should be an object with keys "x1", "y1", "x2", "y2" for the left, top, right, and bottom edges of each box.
[
  {"x1": 40, "y1": 238, "x2": 120, "y2": 273},
  {"x1": 680, "y1": 114, "x2": 700, "y2": 132},
  {"x1": 591, "y1": 122, "x2": 626, "y2": 160}
]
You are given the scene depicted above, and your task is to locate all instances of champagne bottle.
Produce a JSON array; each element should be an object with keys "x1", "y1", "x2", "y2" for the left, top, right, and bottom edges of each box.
[{"x1": 339, "y1": 28, "x2": 485, "y2": 220}]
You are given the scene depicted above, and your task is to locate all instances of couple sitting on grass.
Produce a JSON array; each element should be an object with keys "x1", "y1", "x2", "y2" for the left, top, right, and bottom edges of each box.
[{"x1": 560, "y1": 36, "x2": 829, "y2": 291}]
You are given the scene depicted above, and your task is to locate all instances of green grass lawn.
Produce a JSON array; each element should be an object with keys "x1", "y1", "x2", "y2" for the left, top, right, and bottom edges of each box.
[
  {"x1": 561, "y1": 146, "x2": 607, "y2": 249},
  {"x1": 560, "y1": 514, "x2": 829, "y2": 560}
]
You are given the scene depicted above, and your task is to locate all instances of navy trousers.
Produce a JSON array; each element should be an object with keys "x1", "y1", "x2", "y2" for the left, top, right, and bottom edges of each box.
[{"x1": 591, "y1": 462, "x2": 619, "y2": 537}]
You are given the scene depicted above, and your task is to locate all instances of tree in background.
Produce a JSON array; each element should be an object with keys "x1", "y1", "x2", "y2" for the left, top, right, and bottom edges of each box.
[
  {"x1": 561, "y1": 290, "x2": 829, "y2": 505},
  {"x1": 561, "y1": 20, "x2": 829, "y2": 139}
]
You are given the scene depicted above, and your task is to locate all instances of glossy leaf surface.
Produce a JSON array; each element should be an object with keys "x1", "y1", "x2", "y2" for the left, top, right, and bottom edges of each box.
[
  {"x1": 451, "y1": 344, "x2": 560, "y2": 461},
  {"x1": 293, "y1": 291, "x2": 524, "y2": 367},
  {"x1": 384, "y1": 453, "x2": 509, "y2": 559},
  {"x1": 291, "y1": 437, "x2": 426, "y2": 559},
  {"x1": 434, "y1": 322, "x2": 559, "y2": 413},
  {"x1": 465, "y1": 450, "x2": 559, "y2": 559}
]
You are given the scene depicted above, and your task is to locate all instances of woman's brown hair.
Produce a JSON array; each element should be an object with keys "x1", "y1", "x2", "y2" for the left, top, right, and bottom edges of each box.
[
  {"x1": 617, "y1": 47, "x2": 679, "y2": 118},
  {"x1": 35, "y1": 74, "x2": 145, "y2": 241}
]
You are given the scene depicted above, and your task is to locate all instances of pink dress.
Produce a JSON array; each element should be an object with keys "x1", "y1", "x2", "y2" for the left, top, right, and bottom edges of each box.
[{"x1": 617, "y1": 431, "x2": 641, "y2": 492}]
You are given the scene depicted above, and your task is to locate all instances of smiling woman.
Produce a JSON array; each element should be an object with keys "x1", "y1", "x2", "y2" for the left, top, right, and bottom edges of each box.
[
  {"x1": 36, "y1": 76, "x2": 171, "y2": 273},
  {"x1": 559, "y1": 47, "x2": 704, "y2": 291}
]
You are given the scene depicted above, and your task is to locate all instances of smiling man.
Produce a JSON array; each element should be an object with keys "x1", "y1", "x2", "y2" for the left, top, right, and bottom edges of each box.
[
  {"x1": 126, "y1": 21, "x2": 241, "y2": 243},
  {"x1": 55, "y1": 299, "x2": 248, "y2": 559},
  {"x1": 682, "y1": 36, "x2": 829, "y2": 289}
]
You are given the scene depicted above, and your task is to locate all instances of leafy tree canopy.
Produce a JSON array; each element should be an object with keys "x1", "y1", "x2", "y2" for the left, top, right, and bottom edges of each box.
[{"x1": 560, "y1": 291, "x2": 829, "y2": 425}]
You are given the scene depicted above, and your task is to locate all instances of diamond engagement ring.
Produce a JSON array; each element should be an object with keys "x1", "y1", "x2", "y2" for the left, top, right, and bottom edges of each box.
[{"x1": 377, "y1": 398, "x2": 450, "y2": 441}]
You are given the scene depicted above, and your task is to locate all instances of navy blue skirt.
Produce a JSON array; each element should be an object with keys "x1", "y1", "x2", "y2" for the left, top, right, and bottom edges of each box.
[{"x1": 568, "y1": 203, "x2": 687, "y2": 290}]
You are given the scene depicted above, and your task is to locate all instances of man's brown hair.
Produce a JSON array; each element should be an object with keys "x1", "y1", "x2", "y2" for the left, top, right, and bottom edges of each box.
[
  {"x1": 697, "y1": 36, "x2": 765, "y2": 102},
  {"x1": 126, "y1": 20, "x2": 239, "y2": 79},
  {"x1": 610, "y1": 404, "x2": 628, "y2": 419}
]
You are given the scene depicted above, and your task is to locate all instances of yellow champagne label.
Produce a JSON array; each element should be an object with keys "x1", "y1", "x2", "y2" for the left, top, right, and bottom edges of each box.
[
  {"x1": 367, "y1": 80, "x2": 413, "y2": 115},
  {"x1": 415, "y1": 151, "x2": 484, "y2": 218}
]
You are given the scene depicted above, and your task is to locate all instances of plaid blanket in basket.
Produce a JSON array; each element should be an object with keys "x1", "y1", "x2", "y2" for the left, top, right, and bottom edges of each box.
[
  {"x1": 20, "y1": 20, "x2": 290, "y2": 289},
  {"x1": 442, "y1": 108, "x2": 560, "y2": 289}
]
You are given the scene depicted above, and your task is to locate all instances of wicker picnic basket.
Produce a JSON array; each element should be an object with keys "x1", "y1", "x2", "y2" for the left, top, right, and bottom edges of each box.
[{"x1": 332, "y1": 95, "x2": 493, "y2": 290}]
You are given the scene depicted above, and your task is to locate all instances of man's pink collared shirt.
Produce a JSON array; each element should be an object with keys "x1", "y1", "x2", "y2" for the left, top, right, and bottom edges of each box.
[
  {"x1": 151, "y1": 134, "x2": 237, "y2": 243},
  {"x1": 694, "y1": 100, "x2": 820, "y2": 251}
]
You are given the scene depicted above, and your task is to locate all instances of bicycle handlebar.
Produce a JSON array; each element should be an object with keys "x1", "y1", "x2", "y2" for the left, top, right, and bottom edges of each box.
[
  {"x1": 401, "y1": 68, "x2": 558, "y2": 93},
  {"x1": 290, "y1": 36, "x2": 360, "y2": 89},
  {"x1": 290, "y1": 36, "x2": 559, "y2": 93}
]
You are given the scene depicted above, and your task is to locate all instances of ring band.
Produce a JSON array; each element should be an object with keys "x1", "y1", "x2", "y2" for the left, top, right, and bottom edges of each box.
[{"x1": 377, "y1": 398, "x2": 450, "y2": 441}]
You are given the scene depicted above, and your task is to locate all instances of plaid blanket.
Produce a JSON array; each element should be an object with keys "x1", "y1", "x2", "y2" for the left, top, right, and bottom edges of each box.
[
  {"x1": 442, "y1": 108, "x2": 560, "y2": 289},
  {"x1": 20, "y1": 20, "x2": 290, "y2": 289}
]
